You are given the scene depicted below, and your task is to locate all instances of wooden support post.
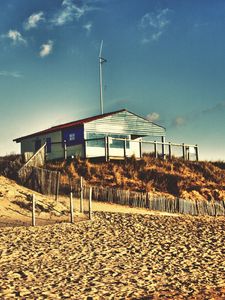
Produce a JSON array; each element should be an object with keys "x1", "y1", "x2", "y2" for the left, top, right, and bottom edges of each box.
[
  {"x1": 107, "y1": 136, "x2": 110, "y2": 160},
  {"x1": 182, "y1": 143, "x2": 186, "y2": 160},
  {"x1": 55, "y1": 171, "x2": 60, "y2": 203},
  {"x1": 195, "y1": 144, "x2": 199, "y2": 161},
  {"x1": 83, "y1": 140, "x2": 86, "y2": 159},
  {"x1": 168, "y1": 142, "x2": 172, "y2": 159},
  {"x1": 161, "y1": 136, "x2": 165, "y2": 160},
  {"x1": 139, "y1": 140, "x2": 142, "y2": 158},
  {"x1": 89, "y1": 186, "x2": 92, "y2": 220},
  {"x1": 64, "y1": 140, "x2": 67, "y2": 160},
  {"x1": 44, "y1": 144, "x2": 47, "y2": 162},
  {"x1": 105, "y1": 136, "x2": 108, "y2": 162},
  {"x1": 70, "y1": 192, "x2": 74, "y2": 223},
  {"x1": 187, "y1": 147, "x2": 190, "y2": 160},
  {"x1": 32, "y1": 194, "x2": 36, "y2": 227},
  {"x1": 154, "y1": 141, "x2": 157, "y2": 158},
  {"x1": 80, "y1": 176, "x2": 83, "y2": 213},
  {"x1": 123, "y1": 139, "x2": 126, "y2": 158}
]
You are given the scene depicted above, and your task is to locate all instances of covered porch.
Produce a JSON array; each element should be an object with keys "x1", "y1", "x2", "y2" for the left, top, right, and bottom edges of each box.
[{"x1": 84, "y1": 137, "x2": 199, "y2": 161}]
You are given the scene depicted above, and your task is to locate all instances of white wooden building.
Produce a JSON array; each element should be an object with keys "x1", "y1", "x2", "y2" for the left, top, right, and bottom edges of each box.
[{"x1": 14, "y1": 109, "x2": 166, "y2": 161}]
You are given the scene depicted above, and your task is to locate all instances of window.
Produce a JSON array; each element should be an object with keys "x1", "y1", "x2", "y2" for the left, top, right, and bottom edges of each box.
[
  {"x1": 46, "y1": 138, "x2": 51, "y2": 153},
  {"x1": 86, "y1": 132, "x2": 105, "y2": 147},
  {"x1": 109, "y1": 134, "x2": 130, "y2": 149},
  {"x1": 35, "y1": 139, "x2": 41, "y2": 151},
  {"x1": 69, "y1": 133, "x2": 76, "y2": 141},
  {"x1": 86, "y1": 132, "x2": 130, "y2": 148}
]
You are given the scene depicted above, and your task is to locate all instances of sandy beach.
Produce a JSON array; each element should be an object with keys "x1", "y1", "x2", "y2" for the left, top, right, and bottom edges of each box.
[{"x1": 0, "y1": 211, "x2": 224, "y2": 299}]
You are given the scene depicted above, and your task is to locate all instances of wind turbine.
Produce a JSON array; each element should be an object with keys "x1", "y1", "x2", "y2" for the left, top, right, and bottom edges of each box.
[{"x1": 99, "y1": 40, "x2": 107, "y2": 114}]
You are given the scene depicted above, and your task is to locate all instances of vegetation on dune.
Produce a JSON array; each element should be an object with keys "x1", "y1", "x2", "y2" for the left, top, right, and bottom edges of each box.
[
  {"x1": 0, "y1": 155, "x2": 22, "y2": 180},
  {"x1": 45, "y1": 155, "x2": 225, "y2": 201},
  {"x1": 0, "y1": 154, "x2": 224, "y2": 201}
]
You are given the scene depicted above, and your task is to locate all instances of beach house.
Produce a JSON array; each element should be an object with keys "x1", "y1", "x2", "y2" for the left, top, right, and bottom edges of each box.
[{"x1": 14, "y1": 109, "x2": 166, "y2": 161}]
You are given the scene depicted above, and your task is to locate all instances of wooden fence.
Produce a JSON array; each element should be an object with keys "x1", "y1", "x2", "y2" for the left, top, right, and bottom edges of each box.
[
  {"x1": 16, "y1": 167, "x2": 225, "y2": 217},
  {"x1": 18, "y1": 166, "x2": 60, "y2": 196},
  {"x1": 73, "y1": 185, "x2": 225, "y2": 217}
]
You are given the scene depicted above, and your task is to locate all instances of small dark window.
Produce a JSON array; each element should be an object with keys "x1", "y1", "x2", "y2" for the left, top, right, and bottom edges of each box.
[
  {"x1": 35, "y1": 140, "x2": 41, "y2": 152},
  {"x1": 46, "y1": 138, "x2": 51, "y2": 153}
]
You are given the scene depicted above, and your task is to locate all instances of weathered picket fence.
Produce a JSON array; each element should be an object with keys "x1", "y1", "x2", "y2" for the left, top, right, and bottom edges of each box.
[
  {"x1": 18, "y1": 166, "x2": 60, "y2": 196},
  {"x1": 73, "y1": 185, "x2": 225, "y2": 217}
]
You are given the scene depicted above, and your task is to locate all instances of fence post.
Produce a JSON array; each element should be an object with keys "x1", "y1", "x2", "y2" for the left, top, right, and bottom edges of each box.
[
  {"x1": 89, "y1": 187, "x2": 92, "y2": 220},
  {"x1": 70, "y1": 192, "x2": 74, "y2": 223},
  {"x1": 64, "y1": 140, "x2": 67, "y2": 160},
  {"x1": 32, "y1": 194, "x2": 36, "y2": 226},
  {"x1": 80, "y1": 176, "x2": 83, "y2": 213},
  {"x1": 195, "y1": 144, "x2": 199, "y2": 161}
]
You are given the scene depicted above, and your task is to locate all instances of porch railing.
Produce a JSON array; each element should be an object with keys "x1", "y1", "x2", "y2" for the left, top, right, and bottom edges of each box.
[{"x1": 84, "y1": 137, "x2": 199, "y2": 161}]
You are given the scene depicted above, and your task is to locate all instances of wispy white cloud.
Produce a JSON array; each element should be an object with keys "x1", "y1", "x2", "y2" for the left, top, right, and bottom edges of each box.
[
  {"x1": 4, "y1": 30, "x2": 27, "y2": 45},
  {"x1": 0, "y1": 70, "x2": 23, "y2": 78},
  {"x1": 202, "y1": 101, "x2": 225, "y2": 114},
  {"x1": 52, "y1": 0, "x2": 94, "y2": 26},
  {"x1": 172, "y1": 116, "x2": 186, "y2": 127},
  {"x1": 139, "y1": 8, "x2": 173, "y2": 43},
  {"x1": 83, "y1": 22, "x2": 92, "y2": 34},
  {"x1": 171, "y1": 100, "x2": 225, "y2": 128},
  {"x1": 24, "y1": 11, "x2": 45, "y2": 30},
  {"x1": 146, "y1": 112, "x2": 160, "y2": 122},
  {"x1": 39, "y1": 40, "x2": 54, "y2": 58}
]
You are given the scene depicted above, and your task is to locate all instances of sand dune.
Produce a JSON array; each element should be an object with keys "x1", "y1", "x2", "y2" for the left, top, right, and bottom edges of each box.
[{"x1": 0, "y1": 211, "x2": 224, "y2": 299}]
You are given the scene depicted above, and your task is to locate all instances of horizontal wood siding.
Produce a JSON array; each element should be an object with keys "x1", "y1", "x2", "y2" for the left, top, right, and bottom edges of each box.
[
  {"x1": 21, "y1": 131, "x2": 63, "y2": 160},
  {"x1": 84, "y1": 111, "x2": 165, "y2": 138}
]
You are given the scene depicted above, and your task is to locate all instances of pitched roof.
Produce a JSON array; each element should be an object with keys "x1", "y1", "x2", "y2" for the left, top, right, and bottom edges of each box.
[{"x1": 13, "y1": 109, "x2": 126, "y2": 142}]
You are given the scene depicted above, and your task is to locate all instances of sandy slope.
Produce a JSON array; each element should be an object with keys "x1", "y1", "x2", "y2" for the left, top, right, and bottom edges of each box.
[
  {"x1": 0, "y1": 175, "x2": 175, "y2": 227},
  {"x1": 0, "y1": 176, "x2": 71, "y2": 226},
  {"x1": 0, "y1": 176, "x2": 225, "y2": 299},
  {"x1": 0, "y1": 212, "x2": 224, "y2": 299}
]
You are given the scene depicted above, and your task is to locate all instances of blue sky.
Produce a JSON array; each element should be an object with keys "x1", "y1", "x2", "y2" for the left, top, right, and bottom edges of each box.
[{"x1": 0, "y1": 0, "x2": 225, "y2": 160}]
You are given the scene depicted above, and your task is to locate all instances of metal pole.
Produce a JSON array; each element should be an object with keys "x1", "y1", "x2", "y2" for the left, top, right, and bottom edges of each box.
[
  {"x1": 99, "y1": 40, "x2": 106, "y2": 115},
  {"x1": 99, "y1": 57, "x2": 104, "y2": 114}
]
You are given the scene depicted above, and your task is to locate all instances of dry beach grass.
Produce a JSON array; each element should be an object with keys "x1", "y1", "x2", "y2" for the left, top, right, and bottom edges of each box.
[{"x1": 0, "y1": 212, "x2": 224, "y2": 299}]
